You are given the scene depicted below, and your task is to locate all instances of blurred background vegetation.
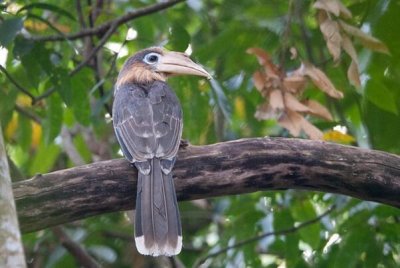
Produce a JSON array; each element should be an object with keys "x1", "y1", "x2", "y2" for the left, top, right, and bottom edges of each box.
[{"x1": 1, "y1": 0, "x2": 399, "y2": 267}]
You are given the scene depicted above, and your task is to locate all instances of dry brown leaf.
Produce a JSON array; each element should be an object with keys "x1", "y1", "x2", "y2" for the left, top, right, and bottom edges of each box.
[
  {"x1": 303, "y1": 99, "x2": 333, "y2": 121},
  {"x1": 320, "y1": 18, "x2": 342, "y2": 61},
  {"x1": 255, "y1": 102, "x2": 280, "y2": 120},
  {"x1": 269, "y1": 89, "x2": 285, "y2": 110},
  {"x1": 337, "y1": 1, "x2": 352, "y2": 19},
  {"x1": 314, "y1": 0, "x2": 352, "y2": 18},
  {"x1": 341, "y1": 34, "x2": 358, "y2": 62},
  {"x1": 300, "y1": 117, "x2": 324, "y2": 140},
  {"x1": 317, "y1": 9, "x2": 329, "y2": 24},
  {"x1": 347, "y1": 60, "x2": 361, "y2": 88},
  {"x1": 283, "y1": 75, "x2": 307, "y2": 94},
  {"x1": 278, "y1": 110, "x2": 303, "y2": 136},
  {"x1": 247, "y1": 47, "x2": 270, "y2": 66},
  {"x1": 267, "y1": 73, "x2": 282, "y2": 90},
  {"x1": 341, "y1": 34, "x2": 361, "y2": 87},
  {"x1": 284, "y1": 93, "x2": 311, "y2": 112},
  {"x1": 314, "y1": 0, "x2": 341, "y2": 17},
  {"x1": 253, "y1": 71, "x2": 265, "y2": 92},
  {"x1": 249, "y1": 47, "x2": 337, "y2": 141},
  {"x1": 303, "y1": 63, "x2": 344, "y2": 99},
  {"x1": 338, "y1": 21, "x2": 390, "y2": 54},
  {"x1": 247, "y1": 47, "x2": 281, "y2": 74}
]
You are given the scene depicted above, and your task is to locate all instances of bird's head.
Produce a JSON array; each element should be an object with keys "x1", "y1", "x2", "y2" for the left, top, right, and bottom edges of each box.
[{"x1": 116, "y1": 47, "x2": 211, "y2": 87}]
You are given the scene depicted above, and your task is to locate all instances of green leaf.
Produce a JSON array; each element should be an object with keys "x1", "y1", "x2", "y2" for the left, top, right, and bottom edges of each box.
[
  {"x1": 274, "y1": 209, "x2": 300, "y2": 266},
  {"x1": 52, "y1": 67, "x2": 72, "y2": 105},
  {"x1": 20, "y1": 47, "x2": 43, "y2": 89},
  {"x1": 63, "y1": 107, "x2": 75, "y2": 127},
  {"x1": 0, "y1": 87, "x2": 18, "y2": 128},
  {"x1": 333, "y1": 226, "x2": 371, "y2": 268},
  {"x1": 0, "y1": 17, "x2": 23, "y2": 47},
  {"x1": 167, "y1": 24, "x2": 190, "y2": 51},
  {"x1": 43, "y1": 93, "x2": 63, "y2": 144},
  {"x1": 13, "y1": 36, "x2": 35, "y2": 58},
  {"x1": 291, "y1": 199, "x2": 321, "y2": 249},
  {"x1": 285, "y1": 232, "x2": 300, "y2": 267},
  {"x1": 364, "y1": 237, "x2": 382, "y2": 268},
  {"x1": 70, "y1": 69, "x2": 91, "y2": 126},
  {"x1": 28, "y1": 141, "x2": 60, "y2": 175},
  {"x1": 16, "y1": 115, "x2": 32, "y2": 151},
  {"x1": 0, "y1": 4, "x2": 8, "y2": 11},
  {"x1": 132, "y1": 17, "x2": 155, "y2": 47},
  {"x1": 17, "y1": 3, "x2": 76, "y2": 21},
  {"x1": 365, "y1": 79, "x2": 398, "y2": 115}
]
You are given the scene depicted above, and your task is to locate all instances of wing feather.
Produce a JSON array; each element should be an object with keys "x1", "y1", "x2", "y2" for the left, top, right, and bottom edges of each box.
[{"x1": 113, "y1": 81, "x2": 182, "y2": 162}]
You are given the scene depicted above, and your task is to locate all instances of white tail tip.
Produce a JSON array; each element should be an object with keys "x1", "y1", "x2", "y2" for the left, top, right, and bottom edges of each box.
[{"x1": 135, "y1": 236, "x2": 182, "y2": 256}]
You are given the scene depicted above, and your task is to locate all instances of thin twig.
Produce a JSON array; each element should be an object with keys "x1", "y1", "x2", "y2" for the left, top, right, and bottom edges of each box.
[
  {"x1": 15, "y1": 105, "x2": 42, "y2": 124},
  {"x1": 195, "y1": 205, "x2": 336, "y2": 266},
  {"x1": 32, "y1": 1, "x2": 184, "y2": 104},
  {"x1": 70, "y1": 21, "x2": 118, "y2": 76},
  {"x1": 76, "y1": 0, "x2": 87, "y2": 29},
  {"x1": 35, "y1": 30, "x2": 126, "y2": 105},
  {"x1": 31, "y1": 0, "x2": 185, "y2": 42},
  {"x1": 0, "y1": 65, "x2": 36, "y2": 102},
  {"x1": 278, "y1": 0, "x2": 295, "y2": 68},
  {"x1": 32, "y1": 86, "x2": 55, "y2": 104},
  {"x1": 34, "y1": 21, "x2": 118, "y2": 103},
  {"x1": 295, "y1": 0, "x2": 315, "y2": 63},
  {"x1": 104, "y1": 38, "x2": 128, "y2": 79},
  {"x1": 97, "y1": 38, "x2": 128, "y2": 115},
  {"x1": 52, "y1": 226, "x2": 100, "y2": 268}
]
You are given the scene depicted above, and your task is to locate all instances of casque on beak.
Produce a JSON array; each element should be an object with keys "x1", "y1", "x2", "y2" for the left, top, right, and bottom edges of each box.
[{"x1": 156, "y1": 51, "x2": 212, "y2": 80}]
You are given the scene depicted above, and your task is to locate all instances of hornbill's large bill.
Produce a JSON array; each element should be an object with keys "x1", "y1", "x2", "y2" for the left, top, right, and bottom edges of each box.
[{"x1": 112, "y1": 47, "x2": 211, "y2": 256}]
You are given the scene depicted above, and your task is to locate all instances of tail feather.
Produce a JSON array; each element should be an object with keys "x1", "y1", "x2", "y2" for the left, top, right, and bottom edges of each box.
[{"x1": 135, "y1": 158, "x2": 182, "y2": 256}]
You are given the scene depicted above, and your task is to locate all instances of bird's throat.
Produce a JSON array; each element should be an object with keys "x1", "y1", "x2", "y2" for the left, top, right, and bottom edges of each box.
[{"x1": 116, "y1": 66, "x2": 166, "y2": 87}]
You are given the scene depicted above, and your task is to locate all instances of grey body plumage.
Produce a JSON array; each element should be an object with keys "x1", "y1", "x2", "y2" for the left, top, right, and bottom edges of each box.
[
  {"x1": 113, "y1": 80, "x2": 183, "y2": 256},
  {"x1": 112, "y1": 47, "x2": 210, "y2": 256}
]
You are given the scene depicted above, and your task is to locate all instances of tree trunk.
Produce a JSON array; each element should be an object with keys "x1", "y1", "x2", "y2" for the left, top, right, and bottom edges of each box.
[
  {"x1": 0, "y1": 125, "x2": 26, "y2": 267},
  {"x1": 13, "y1": 137, "x2": 400, "y2": 233}
]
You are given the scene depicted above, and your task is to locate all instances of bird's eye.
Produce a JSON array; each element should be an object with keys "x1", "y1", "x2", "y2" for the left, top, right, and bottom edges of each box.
[{"x1": 143, "y1": 53, "x2": 160, "y2": 65}]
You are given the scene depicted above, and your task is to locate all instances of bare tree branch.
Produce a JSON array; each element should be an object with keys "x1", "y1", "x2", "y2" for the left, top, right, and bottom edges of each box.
[
  {"x1": 33, "y1": 21, "x2": 118, "y2": 104},
  {"x1": 30, "y1": 0, "x2": 185, "y2": 103},
  {"x1": 52, "y1": 226, "x2": 100, "y2": 268},
  {"x1": 33, "y1": 20, "x2": 116, "y2": 104},
  {"x1": 13, "y1": 137, "x2": 400, "y2": 233},
  {"x1": 30, "y1": 0, "x2": 185, "y2": 42},
  {"x1": 69, "y1": 20, "x2": 118, "y2": 76},
  {"x1": 76, "y1": 0, "x2": 88, "y2": 29},
  {"x1": 60, "y1": 126, "x2": 86, "y2": 166}
]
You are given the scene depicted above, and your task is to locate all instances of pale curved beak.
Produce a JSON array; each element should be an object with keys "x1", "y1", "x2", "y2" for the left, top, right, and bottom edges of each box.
[{"x1": 156, "y1": 51, "x2": 212, "y2": 80}]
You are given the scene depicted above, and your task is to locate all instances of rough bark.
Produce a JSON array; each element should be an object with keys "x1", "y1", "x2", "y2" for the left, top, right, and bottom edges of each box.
[
  {"x1": 13, "y1": 137, "x2": 400, "y2": 233},
  {"x1": 0, "y1": 126, "x2": 26, "y2": 267}
]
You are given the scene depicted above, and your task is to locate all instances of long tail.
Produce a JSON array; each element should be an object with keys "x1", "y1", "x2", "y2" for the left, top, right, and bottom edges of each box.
[{"x1": 134, "y1": 158, "x2": 182, "y2": 256}]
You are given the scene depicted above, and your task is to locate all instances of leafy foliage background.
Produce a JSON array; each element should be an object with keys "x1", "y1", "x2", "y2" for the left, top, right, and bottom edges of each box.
[{"x1": 1, "y1": 0, "x2": 399, "y2": 267}]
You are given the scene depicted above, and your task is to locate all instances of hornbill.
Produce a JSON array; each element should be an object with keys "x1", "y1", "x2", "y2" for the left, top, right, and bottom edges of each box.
[{"x1": 112, "y1": 47, "x2": 211, "y2": 256}]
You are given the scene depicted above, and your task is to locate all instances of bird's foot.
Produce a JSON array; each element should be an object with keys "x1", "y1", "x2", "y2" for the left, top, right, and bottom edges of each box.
[{"x1": 180, "y1": 139, "x2": 190, "y2": 148}]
